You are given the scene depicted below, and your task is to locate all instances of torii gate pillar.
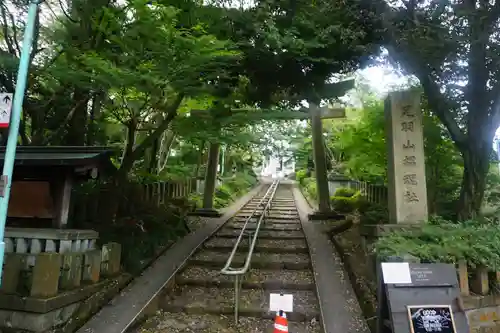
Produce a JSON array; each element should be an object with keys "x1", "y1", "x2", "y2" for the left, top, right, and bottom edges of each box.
[
  {"x1": 308, "y1": 104, "x2": 346, "y2": 220},
  {"x1": 192, "y1": 142, "x2": 222, "y2": 217}
]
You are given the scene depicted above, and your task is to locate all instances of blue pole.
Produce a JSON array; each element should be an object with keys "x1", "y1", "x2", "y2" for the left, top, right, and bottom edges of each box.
[{"x1": 0, "y1": 0, "x2": 41, "y2": 285}]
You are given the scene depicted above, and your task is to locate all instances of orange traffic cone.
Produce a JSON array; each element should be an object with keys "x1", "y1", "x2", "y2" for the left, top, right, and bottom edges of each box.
[{"x1": 273, "y1": 310, "x2": 289, "y2": 333}]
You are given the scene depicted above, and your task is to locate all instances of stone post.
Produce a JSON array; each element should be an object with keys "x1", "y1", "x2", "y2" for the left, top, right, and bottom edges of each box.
[
  {"x1": 385, "y1": 90, "x2": 428, "y2": 224},
  {"x1": 191, "y1": 142, "x2": 222, "y2": 217},
  {"x1": 309, "y1": 103, "x2": 331, "y2": 213}
]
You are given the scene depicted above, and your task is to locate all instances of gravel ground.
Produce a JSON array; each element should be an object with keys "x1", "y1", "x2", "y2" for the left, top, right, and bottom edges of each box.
[{"x1": 132, "y1": 312, "x2": 321, "y2": 333}]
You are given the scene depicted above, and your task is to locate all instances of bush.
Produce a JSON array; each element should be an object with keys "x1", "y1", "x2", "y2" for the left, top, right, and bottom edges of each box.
[
  {"x1": 296, "y1": 169, "x2": 308, "y2": 185},
  {"x1": 353, "y1": 192, "x2": 370, "y2": 210},
  {"x1": 331, "y1": 196, "x2": 358, "y2": 213},
  {"x1": 360, "y1": 205, "x2": 388, "y2": 225},
  {"x1": 214, "y1": 184, "x2": 233, "y2": 207},
  {"x1": 213, "y1": 171, "x2": 257, "y2": 208},
  {"x1": 358, "y1": 198, "x2": 388, "y2": 225},
  {"x1": 302, "y1": 178, "x2": 318, "y2": 200},
  {"x1": 91, "y1": 186, "x2": 191, "y2": 274},
  {"x1": 374, "y1": 217, "x2": 500, "y2": 269},
  {"x1": 334, "y1": 187, "x2": 357, "y2": 198},
  {"x1": 188, "y1": 193, "x2": 203, "y2": 208}
]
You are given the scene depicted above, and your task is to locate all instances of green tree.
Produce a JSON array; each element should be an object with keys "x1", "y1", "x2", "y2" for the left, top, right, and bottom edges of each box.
[{"x1": 372, "y1": 0, "x2": 500, "y2": 219}]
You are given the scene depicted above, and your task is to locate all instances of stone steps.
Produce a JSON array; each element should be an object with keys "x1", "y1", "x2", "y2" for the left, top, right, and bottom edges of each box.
[
  {"x1": 162, "y1": 286, "x2": 319, "y2": 322},
  {"x1": 204, "y1": 237, "x2": 308, "y2": 253},
  {"x1": 216, "y1": 229, "x2": 306, "y2": 239},
  {"x1": 177, "y1": 267, "x2": 315, "y2": 290},
  {"x1": 189, "y1": 250, "x2": 311, "y2": 270},
  {"x1": 225, "y1": 222, "x2": 302, "y2": 231},
  {"x1": 132, "y1": 184, "x2": 320, "y2": 333},
  {"x1": 243, "y1": 204, "x2": 297, "y2": 210},
  {"x1": 230, "y1": 217, "x2": 300, "y2": 225},
  {"x1": 236, "y1": 213, "x2": 300, "y2": 220},
  {"x1": 132, "y1": 312, "x2": 321, "y2": 333}
]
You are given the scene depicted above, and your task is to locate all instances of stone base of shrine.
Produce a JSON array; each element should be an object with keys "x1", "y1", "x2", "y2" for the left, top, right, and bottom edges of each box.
[{"x1": 0, "y1": 274, "x2": 130, "y2": 332}]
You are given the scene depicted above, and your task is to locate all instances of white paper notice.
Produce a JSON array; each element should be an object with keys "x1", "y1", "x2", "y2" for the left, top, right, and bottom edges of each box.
[
  {"x1": 381, "y1": 262, "x2": 412, "y2": 284},
  {"x1": 269, "y1": 293, "x2": 294, "y2": 312}
]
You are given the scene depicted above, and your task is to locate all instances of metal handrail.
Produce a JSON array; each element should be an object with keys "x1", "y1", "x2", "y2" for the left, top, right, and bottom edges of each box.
[{"x1": 220, "y1": 179, "x2": 280, "y2": 323}]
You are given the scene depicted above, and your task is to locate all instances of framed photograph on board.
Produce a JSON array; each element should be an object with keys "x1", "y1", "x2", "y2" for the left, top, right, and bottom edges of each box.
[{"x1": 407, "y1": 305, "x2": 457, "y2": 333}]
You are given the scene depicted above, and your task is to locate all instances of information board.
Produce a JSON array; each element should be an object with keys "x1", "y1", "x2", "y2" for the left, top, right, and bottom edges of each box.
[
  {"x1": 376, "y1": 262, "x2": 469, "y2": 333},
  {"x1": 407, "y1": 305, "x2": 457, "y2": 333}
]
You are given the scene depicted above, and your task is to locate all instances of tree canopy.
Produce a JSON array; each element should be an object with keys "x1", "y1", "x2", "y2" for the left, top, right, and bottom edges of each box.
[{"x1": 2, "y1": 0, "x2": 500, "y2": 221}]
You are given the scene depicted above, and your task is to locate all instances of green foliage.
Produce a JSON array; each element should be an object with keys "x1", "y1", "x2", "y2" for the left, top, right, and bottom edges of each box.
[
  {"x1": 99, "y1": 203, "x2": 188, "y2": 274},
  {"x1": 374, "y1": 217, "x2": 500, "y2": 269},
  {"x1": 213, "y1": 171, "x2": 258, "y2": 208},
  {"x1": 481, "y1": 166, "x2": 500, "y2": 218},
  {"x1": 301, "y1": 177, "x2": 318, "y2": 201},
  {"x1": 331, "y1": 196, "x2": 358, "y2": 213},
  {"x1": 329, "y1": 100, "x2": 387, "y2": 182},
  {"x1": 214, "y1": 184, "x2": 233, "y2": 207},
  {"x1": 296, "y1": 169, "x2": 309, "y2": 185},
  {"x1": 330, "y1": 187, "x2": 360, "y2": 213},
  {"x1": 73, "y1": 181, "x2": 190, "y2": 274},
  {"x1": 333, "y1": 187, "x2": 357, "y2": 198},
  {"x1": 197, "y1": 0, "x2": 382, "y2": 106},
  {"x1": 358, "y1": 201, "x2": 389, "y2": 225}
]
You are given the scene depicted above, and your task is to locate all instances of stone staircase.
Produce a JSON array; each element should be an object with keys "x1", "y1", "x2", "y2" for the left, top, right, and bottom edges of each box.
[{"x1": 131, "y1": 186, "x2": 321, "y2": 333}]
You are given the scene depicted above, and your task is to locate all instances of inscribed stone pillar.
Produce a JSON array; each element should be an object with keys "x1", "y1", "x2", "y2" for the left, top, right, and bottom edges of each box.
[{"x1": 385, "y1": 91, "x2": 428, "y2": 224}]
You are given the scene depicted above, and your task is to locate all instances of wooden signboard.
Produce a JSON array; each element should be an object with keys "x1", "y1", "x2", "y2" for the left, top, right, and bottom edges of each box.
[
  {"x1": 8, "y1": 181, "x2": 54, "y2": 218},
  {"x1": 407, "y1": 305, "x2": 457, "y2": 333}
]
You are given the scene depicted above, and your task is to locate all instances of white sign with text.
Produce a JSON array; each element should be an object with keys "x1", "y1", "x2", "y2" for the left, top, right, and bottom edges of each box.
[{"x1": 0, "y1": 93, "x2": 13, "y2": 128}]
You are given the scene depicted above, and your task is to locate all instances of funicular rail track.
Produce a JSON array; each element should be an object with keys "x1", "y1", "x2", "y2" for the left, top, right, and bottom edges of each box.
[{"x1": 129, "y1": 181, "x2": 322, "y2": 333}]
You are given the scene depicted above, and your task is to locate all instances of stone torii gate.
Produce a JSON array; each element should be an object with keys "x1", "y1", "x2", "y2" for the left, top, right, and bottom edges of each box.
[{"x1": 190, "y1": 80, "x2": 353, "y2": 219}]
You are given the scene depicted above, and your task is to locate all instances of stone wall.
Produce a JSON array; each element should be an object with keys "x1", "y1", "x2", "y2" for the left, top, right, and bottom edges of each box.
[{"x1": 0, "y1": 228, "x2": 123, "y2": 332}]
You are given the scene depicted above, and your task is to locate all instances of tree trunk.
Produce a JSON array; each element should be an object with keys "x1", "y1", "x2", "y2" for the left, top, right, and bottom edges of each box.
[
  {"x1": 102, "y1": 121, "x2": 137, "y2": 223},
  {"x1": 103, "y1": 94, "x2": 184, "y2": 221},
  {"x1": 457, "y1": 146, "x2": 490, "y2": 220},
  {"x1": 148, "y1": 138, "x2": 159, "y2": 174},
  {"x1": 157, "y1": 129, "x2": 176, "y2": 173},
  {"x1": 87, "y1": 90, "x2": 104, "y2": 145},
  {"x1": 193, "y1": 140, "x2": 206, "y2": 178},
  {"x1": 65, "y1": 88, "x2": 89, "y2": 145},
  {"x1": 224, "y1": 146, "x2": 232, "y2": 176}
]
